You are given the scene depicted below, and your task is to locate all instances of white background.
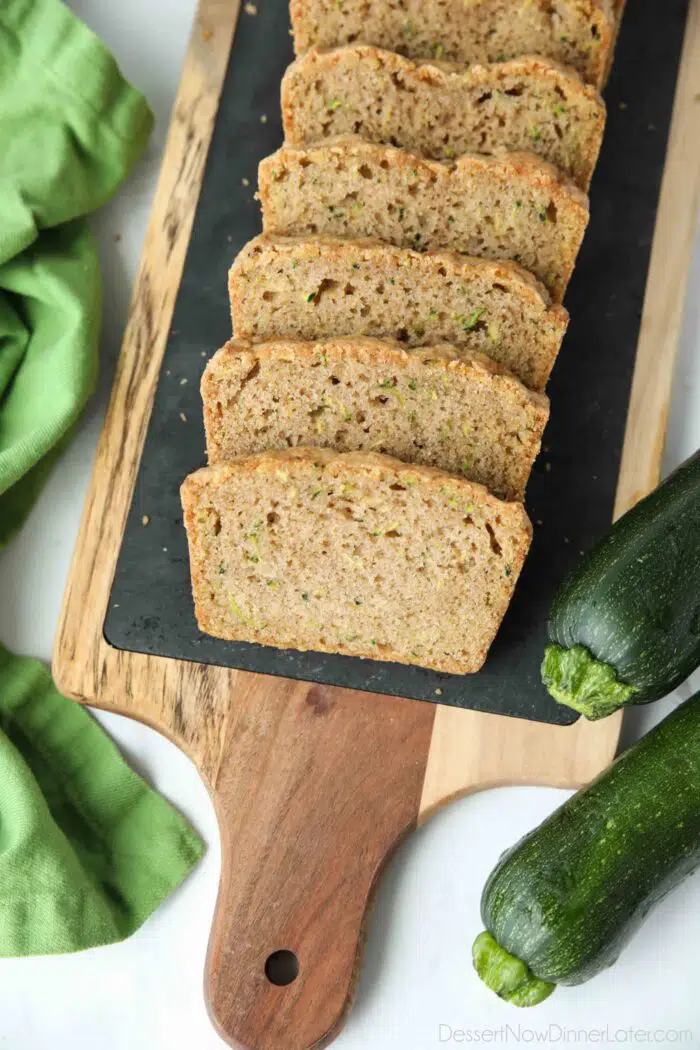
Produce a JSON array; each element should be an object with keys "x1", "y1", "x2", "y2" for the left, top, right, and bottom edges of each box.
[{"x1": 0, "y1": 2, "x2": 699, "y2": 1047}]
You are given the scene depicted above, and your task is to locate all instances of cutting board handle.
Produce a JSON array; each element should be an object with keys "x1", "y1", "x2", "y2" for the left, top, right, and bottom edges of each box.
[{"x1": 204, "y1": 675, "x2": 435, "y2": 1050}]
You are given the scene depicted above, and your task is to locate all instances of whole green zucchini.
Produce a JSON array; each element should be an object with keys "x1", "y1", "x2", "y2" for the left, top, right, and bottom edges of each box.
[
  {"x1": 472, "y1": 691, "x2": 700, "y2": 1007},
  {"x1": 542, "y1": 450, "x2": 700, "y2": 719}
]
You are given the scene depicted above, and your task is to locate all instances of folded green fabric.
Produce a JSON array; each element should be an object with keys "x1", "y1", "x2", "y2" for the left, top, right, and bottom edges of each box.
[
  {"x1": 0, "y1": 0, "x2": 153, "y2": 546},
  {"x1": 0, "y1": 0, "x2": 206, "y2": 956},
  {"x1": 0, "y1": 646, "x2": 205, "y2": 955}
]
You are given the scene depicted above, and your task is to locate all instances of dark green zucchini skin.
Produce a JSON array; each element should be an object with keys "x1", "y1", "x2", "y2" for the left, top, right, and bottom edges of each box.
[
  {"x1": 476, "y1": 692, "x2": 700, "y2": 997},
  {"x1": 544, "y1": 450, "x2": 700, "y2": 717}
]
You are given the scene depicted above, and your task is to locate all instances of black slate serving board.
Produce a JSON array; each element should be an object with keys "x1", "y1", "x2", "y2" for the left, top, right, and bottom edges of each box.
[{"x1": 105, "y1": 0, "x2": 689, "y2": 726}]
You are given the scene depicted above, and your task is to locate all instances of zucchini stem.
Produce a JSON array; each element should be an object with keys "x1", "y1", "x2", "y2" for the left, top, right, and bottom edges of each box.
[
  {"x1": 472, "y1": 931, "x2": 555, "y2": 1007},
  {"x1": 541, "y1": 644, "x2": 639, "y2": 720}
]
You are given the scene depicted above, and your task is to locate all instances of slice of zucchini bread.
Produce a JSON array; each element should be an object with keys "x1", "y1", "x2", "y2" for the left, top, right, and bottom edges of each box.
[
  {"x1": 181, "y1": 448, "x2": 532, "y2": 674},
  {"x1": 289, "y1": 0, "x2": 618, "y2": 89},
  {"x1": 257, "y1": 137, "x2": 589, "y2": 302},
  {"x1": 230, "y1": 235, "x2": 569, "y2": 391},
  {"x1": 202, "y1": 337, "x2": 549, "y2": 503},
  {"x1": 281, "y1": 48, "x2": 606, "y2": 190}
]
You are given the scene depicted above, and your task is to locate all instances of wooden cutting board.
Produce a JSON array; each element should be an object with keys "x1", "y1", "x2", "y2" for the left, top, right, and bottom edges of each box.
[{"x1": 54, "y1": 1, "x2": 700, "y2": 1048}]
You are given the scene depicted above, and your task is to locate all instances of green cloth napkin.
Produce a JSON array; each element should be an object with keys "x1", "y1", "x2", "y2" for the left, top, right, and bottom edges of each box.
[
  {"x1": 0, "y1": 0, "x2": 206, "y2": 956},
  {"x1": 0, "y1": 0, "x2": 153, "y2": 545},
  {"x1": 0, "y1": 646, "x2": 205, "y2": 955}
]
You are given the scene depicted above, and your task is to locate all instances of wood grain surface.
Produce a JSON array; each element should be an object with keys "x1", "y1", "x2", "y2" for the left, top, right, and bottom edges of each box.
[
  {"x1": 614, "y1": 0, "x2": 700, "y2": 510},
  {"x1": 53, "y1": 1, "x2": 700, "y2": 1048},
  {"x1": 206, "y1": 679, "x2": 433, "y2": 1050}
]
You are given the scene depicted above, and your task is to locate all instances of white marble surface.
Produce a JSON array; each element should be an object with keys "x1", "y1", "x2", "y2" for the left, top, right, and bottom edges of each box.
[{"x1": 0, "y1": 2, "x2": 699, "y2": 1047}]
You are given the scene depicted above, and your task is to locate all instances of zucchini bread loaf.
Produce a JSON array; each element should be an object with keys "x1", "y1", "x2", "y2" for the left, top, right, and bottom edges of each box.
[
  {"x1": 257, "y1": 137, "x2": 589, "y2": 302},
  {"x1": 230, "y1": 235, "x2": 569, "y2": 392},
  {"x1": 181, "y1": 448, "x2": 532, "y2": 673},
  {"x1": 289, "y1": 0, "x2": 619, "y2": 89},
  {"x1": 281, "y1": 48, "x2": 606, "y2": 191},
  {"x1": 202, "y1": 337, "x2": 549, "y2": 502}
]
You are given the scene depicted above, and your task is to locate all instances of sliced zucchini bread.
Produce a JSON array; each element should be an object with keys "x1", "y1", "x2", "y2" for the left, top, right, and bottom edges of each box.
[
  {"x1": 289, "y1": 0, "x2": 619, "y2": 89},
  {"x1": 281, "y1": 48, "x2": 606, "y2": 190},
  {"x1": 230, "y1": 235, "x2": 569, "y2": 392},
  {"x1": 181, "y1": 448, "x2": 533, "y2": 673},
  {"x1": 202, "y1": 337, "x2": 549, "y2": 502},
  {"x1": 257, "y1": 137, "x2": 589, "y2": 302}
]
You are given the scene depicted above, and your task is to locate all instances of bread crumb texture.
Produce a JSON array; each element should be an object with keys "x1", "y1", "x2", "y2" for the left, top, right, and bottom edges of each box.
[
  {"x1": 282, "y1": 48, "x2": 606, "y2": 190},
  {"x1": 258, "y1": 137, "x2": 589, "y2": 302},
  {"x1": 289, "y1": 0, "x2": 618, "y2": 88},
  {"x1": 230, "y1": 234, "x2": 568, "y2": 390},
  {"x1": 202, "y1": 337, "x2": 549, "y2": 502},
  {"x1": 181, "y1": 448, "x2": 532, "y2": 674}
]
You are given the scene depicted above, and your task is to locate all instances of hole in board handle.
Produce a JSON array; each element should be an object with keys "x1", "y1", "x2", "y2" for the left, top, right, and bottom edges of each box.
[{"x1": 265, "y1": 949, "x2": 299, "y2": 986}]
